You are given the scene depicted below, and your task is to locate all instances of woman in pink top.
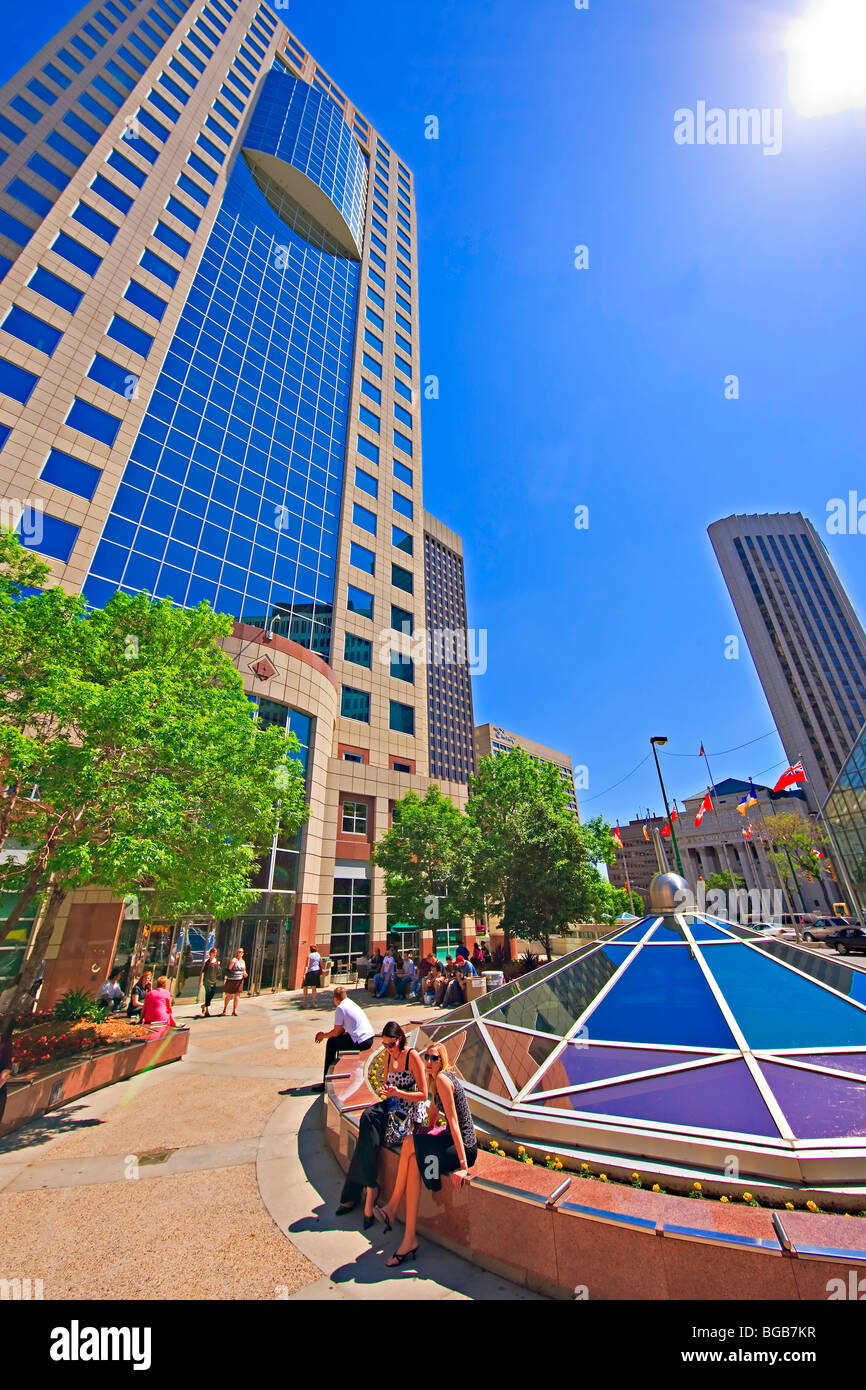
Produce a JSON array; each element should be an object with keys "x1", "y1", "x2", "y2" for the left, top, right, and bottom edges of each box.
[{"x1": 142, "y1": 975, "x2": 176, "y2": 1028}]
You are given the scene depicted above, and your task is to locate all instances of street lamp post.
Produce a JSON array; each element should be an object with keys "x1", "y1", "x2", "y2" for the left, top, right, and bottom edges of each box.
[{"x1": 650, "y1": 736, "x2": 685, "y2": 878}]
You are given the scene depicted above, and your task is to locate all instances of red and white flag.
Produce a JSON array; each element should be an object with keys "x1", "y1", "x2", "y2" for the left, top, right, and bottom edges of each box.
[
  {"x1": 773, "y1": 761, "x2": 806, "y2": 793},
  {"x1": 612, "y1": 825, "x2": 624, "y2": 850},
  {"x1": 695, "y1": 792, "x2": 713, "y2": 827}
]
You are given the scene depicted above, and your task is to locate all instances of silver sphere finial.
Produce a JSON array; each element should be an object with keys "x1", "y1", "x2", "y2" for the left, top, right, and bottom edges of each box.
[{"x1": 649, "y1": 872, "x2": 690, "y2": 914}]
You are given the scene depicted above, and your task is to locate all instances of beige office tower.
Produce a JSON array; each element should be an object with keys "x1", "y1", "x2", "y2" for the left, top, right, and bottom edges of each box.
[
  {"x1": 473, "y1": 724, "x2": 580, "y2": 818},
  {"x1": 0, "y1": 0, "x2": 472, "y2": 1001},
  {"x1": 709, "y1": 513, "x2": 866, "y2": 810}
]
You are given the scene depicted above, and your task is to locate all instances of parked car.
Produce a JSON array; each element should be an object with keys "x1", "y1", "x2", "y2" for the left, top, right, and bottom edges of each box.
[
  {"x1": 753, "y1": 923, "x2": 798, "y2": 940},
  {"x1": 803, "y1": 917, "x2": 845, "y2": 942},
  {"x1": 826, "y1": 927, "x2": 866, "y2": 956}
]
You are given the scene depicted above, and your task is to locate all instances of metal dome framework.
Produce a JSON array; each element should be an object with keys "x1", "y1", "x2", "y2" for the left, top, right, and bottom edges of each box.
[{"x1": 419, "y1": 913, "x2": 866, "y2": 1188}]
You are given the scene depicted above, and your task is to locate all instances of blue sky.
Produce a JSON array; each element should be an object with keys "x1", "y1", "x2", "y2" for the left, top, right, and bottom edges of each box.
[{"x1": 4, "y1": 0, "x2": 865, "y2": 826}]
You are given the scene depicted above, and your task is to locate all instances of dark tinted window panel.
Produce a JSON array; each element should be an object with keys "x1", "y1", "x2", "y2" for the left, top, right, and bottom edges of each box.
[
  {"x1": 2, "y1": 307, "x2": 62, "y2": 355},
  {"x1": 45, "y1": 132, "x2": 86, "y2": 167},
  {"x1": 39, "y1": 448, "x2": 101, "y2": 500},
  {"x1": 27, "y1": 153, "x2": 70, "y2": 191},
  {"x1": 65, "y1": 397, "x2": 122, "y2": 445},
  {"x1": 28, "y1": 266, "x2": 83, "y2": 312},
  {"x1": 71, "y1": 201, "x2": 119, "y2": 243},
  {"x1": 107, "y1": 314, "x2": 154, "y2": 356},
  {"x1": 107, "y1": 149, "x2": 148, "y2": 188},
  {"x1": 0, "y1": 357, "x2": 39, "y2": 403},
  {"x1": 19, "y1": 511, "x2": 79, "y2": 562},
  {"x1": 123, "y1": 279, "x2": 167, "y2": 320},
  {"x1": 51, "y1": 232, "x2": 101, "y2": 275}
]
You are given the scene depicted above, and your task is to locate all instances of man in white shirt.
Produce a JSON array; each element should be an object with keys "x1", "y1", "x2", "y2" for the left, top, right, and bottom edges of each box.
[
  {"x1": 395, "y1": 952, "x2": 417, "y2": 1000},
  {"x1": 373, "y1": 950, "x2": 395, "y2": 998},
  {"x1": 312, "y1": 987, "x2": 375, "y2": 1091}
]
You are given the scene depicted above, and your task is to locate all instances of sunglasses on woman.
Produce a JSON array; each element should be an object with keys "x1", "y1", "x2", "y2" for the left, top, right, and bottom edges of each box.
[{"x1": 422, "y1": 1052, "x2": 441, "y2": 1063}]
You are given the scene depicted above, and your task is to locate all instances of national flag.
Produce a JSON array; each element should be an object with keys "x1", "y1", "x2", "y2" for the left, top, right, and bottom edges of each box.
[
  {"x1": 643, "y1": 817, "x2": 650, "y2": 843},
  {"x1": 695, "y1": 792, "x2": 712, "y2": 827},
  {"x1": 699, "y1": 743, "x2": 705, "y2": 757},
  {"x1": 811, "y1": 848, "x2": 824, "y2": 860},
  {"x1": 612, "y1": 825, "x2": 624, "y2": 850},
  {"x1": 660, "y1": 806, "x2": 678, "y2": 838},
  {"x1": 744, "y1": 781, "x2": 759, "y2": 810},
  {"x1": 737, "y1": 795, "x2": 750, "y2": 816},
  {"x1": 773, "y1": 761, "x2": 806, "y2": 793},
  {"x1": 743, "y1": 824, "x2": 752, "y2": 840}
]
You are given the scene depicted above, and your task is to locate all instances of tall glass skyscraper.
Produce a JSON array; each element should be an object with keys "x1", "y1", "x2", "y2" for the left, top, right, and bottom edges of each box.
[{"x1": 0, "y1": 0, "x2": 474, "y2": 999}]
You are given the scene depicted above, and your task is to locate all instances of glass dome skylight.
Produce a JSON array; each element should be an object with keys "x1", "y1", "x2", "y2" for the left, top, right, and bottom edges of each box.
[{"x1": 419, "y1": 908, "x2": 866, "y2": 1187}]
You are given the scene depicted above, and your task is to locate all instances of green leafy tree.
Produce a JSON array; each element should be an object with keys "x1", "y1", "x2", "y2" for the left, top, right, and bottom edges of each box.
[
  {"x1": 465, "y1": 748, "x2": 597, "y2": 958},
  {"x1": 589, "y1": 877, "x2": 644, "y2": 923},
  {"x1": 762, "y1": 811, "x2": 829, "y2": 916},
  {"x1": 371, "y1": 784, "x2": 476, "y2": 929},
  {"x1": 0, "y1": 541, "x2": 306, "y2": 1018},
  {"x1": 705, "y1": 871, "x2": 745, "y2": 892}
]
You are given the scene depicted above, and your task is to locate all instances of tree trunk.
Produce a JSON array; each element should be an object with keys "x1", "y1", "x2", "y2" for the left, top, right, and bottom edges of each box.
[{"x1": 0, "y1": 884, "x2": 67, "y2": 1021}]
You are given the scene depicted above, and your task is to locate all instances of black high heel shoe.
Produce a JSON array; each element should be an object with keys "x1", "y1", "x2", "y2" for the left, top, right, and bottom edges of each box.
[
  {"x1": 334, "y1": 1202, "x2": 357, "y2": 1216},
  {"x1": 373, "y1": 1204, "x2": 392, "y2": 1232},
  {"x1": 386, "y1": 1245, "x2": 418, "y2": 1267}
]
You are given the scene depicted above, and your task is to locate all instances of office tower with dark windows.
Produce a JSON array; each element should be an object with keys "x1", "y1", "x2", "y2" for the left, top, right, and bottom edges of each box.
[
  {"x1": 0, "y1": 1, "x2": 472, "y2": 1001},
  {"x1": 709, "y1": 513, "x2": 866, "y2": 810},
  {"x1": 474, "y1": 724, "x2": 580, "y2": 818},
  {"x1": 424, "y1": 512, "x2": 476, "y2": 785}
]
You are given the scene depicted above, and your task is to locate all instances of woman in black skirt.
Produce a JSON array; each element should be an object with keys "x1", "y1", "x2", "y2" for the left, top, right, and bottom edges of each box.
[{"x1": 379, "y1": 1040, "x2": 477, "y2": 1267}]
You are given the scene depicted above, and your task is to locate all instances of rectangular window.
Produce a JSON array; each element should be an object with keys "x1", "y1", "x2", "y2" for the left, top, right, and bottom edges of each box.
[
  {"x1": 395, "y1": 332, "x2": 412, "y2": 357},
  {"x1": 168, "y1": 58, "x2": 198, "y2": 89},
  {"x1": 395, "y1": 311, "x2": 412, "y2": 336},
  {"x1": 177, "y1": 42, "x2": 206, "y2": 74},
  {"x1": 392, "y1": 491, "x2": 413, "y2": 520},
  {"x1": 361, "y1": 378, "x2": 382, "y2": 406},
  {"x1": 153, "y1": 220, "x2": 190, "y2": 257},
  {"x1": 0, "y1": 114, "x2": 25, "y2": 145},
  {"x1": 204, "y1": 115, "x2": 231, "y2": 145},
  {"x1": 165, "y1": 195, "x2": 200, "y2": 231},
  {"x1": 116, "y1": 44, "x2": 147, "y2": 75},
  {"x1": 88, "y1": 352, "x2": 134, "y2": 395},
  {"x1": 107, "y1": 149, "x2": 148, "y2": 188},
  {"x1": 42, "y1": 63, "x2": 71, "y2": 90},
  {"x1": 392, "y1": 525, "x2": 413, "y2": 555},
  {"x1": 187, "y1": 153, "x2": 218, "y2": 184},
  {"x1": 359, "y1": 404, "x2": 380, "y2": 433},
  {"x1": 344, "y1": 634, "x2": 372, "y2": 668},
  {"x1": 195, "y1": 133, "x2": 224, "y2": 165},
  {"x1": 364, "y1": 328, "x2": 383, "y2": 353},
  {"x1": 39, "y1": 448, "x2": 101, "y2": 500},
  {"x1": 362, "y1": 352, "x2": 382, "y2": 378},
  {"x1": 393, "y1": 430, "x2": 413, "y2": 458},
  {"x1": 370, "y1": 232, "x2": 387, "y2": 257},
  {"x1": 2, "y1": 307, "x2": 62, "y2": 356},
  {"x1": 177, "y1": 172, "x2": 209, "y2": 206},
  {"x1": 369, "y1": 248, "x2": 386, "y2": 272},
  {"x1": 92, "y1": 75, "x2": 123, "y2": 106},
  {"x1": 139, "y1": 247, "x2": 179, "y2": 286},
  {"x1": 56, "y1": 47, "x2": 84, "y2": 74},
  {"x1": 390, "y1": 654, "x2": 413, "y2": 684},
  {"x1": 10, "y1": 95, "x2": 41, "y2": 124},
  {"x1": 393, "y1": 459, "x2": 413, "y2": 487},
  {"x1": 28, "y1": 266, "x2": 83, "y2": 312},
  {"x1": 341, "y1": 688, "x2": 370, "y2": 723},
  {"x1": 124, "y1": 279, "x2": 167, "y2": 320},
  {"x1": 51, "y1": 232, "x2": 101, "y2": 275},
  {"x1": 27, "y1": 79, "x2": 56, "y2": 106},
  {"x1": 6, "y1": 178, "x2": 53, "y2": 219},
  {"x1": 159, "y1": 74, "x2": 189, "y2": 106},
  {"x1": 389, "y1": 701, "x2": 415, "y2": 735},
  {"x1": 391, "y1": 604, "x2": 413, "y2": 636},
  {"x1": 352, "y1": 502, "x2": 376, "y2": 535},
  {"x1": 104, "y1": 61, "x2": 135, "y2": 92},
  {"x1": 0, "y1": 358, "x2": 38, "y2": 404},
  {"x1": 66, "y1": 397, "x2": 121, "y2": 445},
  {"x1": 394, "y1": 402, "x2": 413, "y2": 429},
  {"x1": 0, "y1": 209, "x2": 34, "y2": 247},
  {"x1": 71, "y1": 201, "x2": 119, "y2": 243},
  {"x1": 45, "y1": 131, "x2": 85, "y2": 167},
  {"x1": 219, "y1": 82, "x2": 245, "y2": 113},
  {"x1": 368, "y1": 267, "x2": 385, "y2": 290},
  {"x1": 347, "y1": 584, "x2": 373, "y2": 620},
  {"x1": 354, "y1": 466, "x2": 377, "y2": 499},
  {"x1": 89, "y1": 173, "x2": 133, "y2": 214},
  {"x1": 19, "y1": 511, "x2": 79, "y2": 562},
  {"x1": 147, "y1": 88, "x2": 180, "y2": 123},
  {"x1": 394, "y1": 377, "x2": 412, "y2": 403},
  {"x1": 356, "y1": 435, "x2": 379, "y2": 466},
  {"x1": 366, "y1": 287, "x2": 384, "y2": 311},
  {"x1": 350, "y1": 541, "x2": 375, "y2": 575},
  {"x1": 391, "y1": 562, "x2": 413, "y2": 594},
  {"x1": 78, "y1": 92, "x2": 112, "y2": 124},
  {"x1": 341, "y1": 801, "x2": 368, "y2": 835},
  {"x1": 107, "y1": 314, "x2": 154, "y2": 357},
  {"x1": 212, "y1": 98, "x2": 239, "y2": 129},
  {"x1": 395, "y1": 353, "x2": 412, "y2": 378}
]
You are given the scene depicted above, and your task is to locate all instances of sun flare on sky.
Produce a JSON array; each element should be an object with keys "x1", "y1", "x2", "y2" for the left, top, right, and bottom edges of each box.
[{"x1": 786, "y1": 0, "x2": 866, "y2": 116}]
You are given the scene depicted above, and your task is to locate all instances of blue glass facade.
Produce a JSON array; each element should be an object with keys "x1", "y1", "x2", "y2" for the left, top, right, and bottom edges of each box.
[{"x1": 83, "y1": 69, "x2": 366, "y2": 662}]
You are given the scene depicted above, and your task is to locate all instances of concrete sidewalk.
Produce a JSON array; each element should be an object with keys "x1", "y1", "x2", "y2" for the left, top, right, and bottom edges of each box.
[{"x1": 0, "y1": 987, "x2": 541, "y2": 1301}]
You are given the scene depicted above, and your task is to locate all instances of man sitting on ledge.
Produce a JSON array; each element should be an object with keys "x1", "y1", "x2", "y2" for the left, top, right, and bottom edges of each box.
[{"x1": 312, "y1": 987, "x2": 375, "y2": 1092}]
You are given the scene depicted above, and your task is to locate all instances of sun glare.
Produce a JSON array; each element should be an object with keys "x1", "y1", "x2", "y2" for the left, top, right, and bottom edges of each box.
[{"x1": 786, "y1": 0, "x2": 866, "y2": 116}]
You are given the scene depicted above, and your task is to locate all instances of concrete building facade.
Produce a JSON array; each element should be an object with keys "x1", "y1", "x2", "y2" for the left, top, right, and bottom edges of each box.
[
  {"x1": 0, "y1": 0, "x2": 472, "y2": 1002},
  {"x1": 424, "y1": 510, "x2": 476, "y2": 785},
  {"x1": 709, "y1": 513, "x2": 866, "y2": 809},
  {"x1": 473, "y1": 723, "x2": 580, "y2": 818}
]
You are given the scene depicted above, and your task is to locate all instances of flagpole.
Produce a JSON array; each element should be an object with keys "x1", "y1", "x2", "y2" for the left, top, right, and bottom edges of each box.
[
  {"x1": 701, "y1": 744, "x2": 737, "y2": 887},
  {"x1": 750, "y1": 775, "x2": 799, "y2": 921},
  {"x1": 615, "y1": 829, "x2": 636, "y2": 916}
]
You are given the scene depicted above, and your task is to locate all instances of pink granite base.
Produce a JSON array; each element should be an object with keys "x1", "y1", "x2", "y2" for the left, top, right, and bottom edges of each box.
[
  {"x1": 325, "y1": 1046, "x2": 866, "y2": 1301},
  {"x1": 0, "y1": 1027, "x2": 190, "y2": 1137}
]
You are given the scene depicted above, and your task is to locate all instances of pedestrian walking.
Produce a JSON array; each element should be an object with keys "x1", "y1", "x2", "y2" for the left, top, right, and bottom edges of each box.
[
  {"x1": 222, "y1": 948, "x2": 247, "y2": 1015},
  {"x1": 201, "y1": 947, "x2": 220, "y2": 1017},
  {"x1": 302, "y1": 946, "x2": 323, "y2": 1007},
  {"x1": 312, "y1": 986, "x2": 374, "y2": 1092}
]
